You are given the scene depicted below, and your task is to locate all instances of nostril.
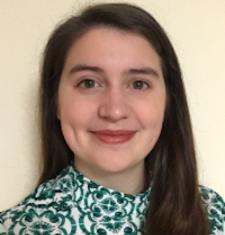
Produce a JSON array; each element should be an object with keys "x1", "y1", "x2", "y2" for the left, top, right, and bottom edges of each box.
[{"x1": 98, "y1": 99, "x2": 129, "y2": 122}]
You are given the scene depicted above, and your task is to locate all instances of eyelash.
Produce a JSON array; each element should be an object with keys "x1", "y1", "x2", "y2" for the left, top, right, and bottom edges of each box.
[
  {"x1": 75, "y1": 78, "x2": 151, "y2": 90},
  {"x1": 131, "y1": 80, "x2": 151, "y2": 90},
  {"x1": 76, "y1": 79, "x2": 101, "y2": 89}
]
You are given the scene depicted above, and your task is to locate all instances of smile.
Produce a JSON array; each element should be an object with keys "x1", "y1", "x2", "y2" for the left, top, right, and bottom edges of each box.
[{"x1": 91, "y1": 130, "x2": 136, "y2": 144}]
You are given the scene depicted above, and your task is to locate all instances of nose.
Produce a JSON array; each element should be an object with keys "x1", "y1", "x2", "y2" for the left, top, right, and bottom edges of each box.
[{"x1": 98, "y1": 88, "x2": 130, "y2": 122}]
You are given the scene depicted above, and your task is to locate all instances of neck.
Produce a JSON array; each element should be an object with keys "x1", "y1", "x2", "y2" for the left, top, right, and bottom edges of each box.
[{"x1": 74, "y1": 161, "x2": 146, "y2": 195}]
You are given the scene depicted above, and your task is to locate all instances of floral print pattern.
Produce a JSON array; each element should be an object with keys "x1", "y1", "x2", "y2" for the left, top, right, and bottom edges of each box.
[
  {"x1": 0, "y1": 167, "x2": 150, "y2": 234},
  {"x1": 0, "y1": 166, "x2": 224, "y2": 234},
  {"x1": 201, "y1": 187, "x2": 225, "y2": 235}
]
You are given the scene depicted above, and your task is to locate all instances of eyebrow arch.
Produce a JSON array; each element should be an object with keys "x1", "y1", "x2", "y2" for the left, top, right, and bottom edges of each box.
[
  {"x1": 69, "y1": 64, "x2": 104, "y2": 75},
  {"x1": 127, "y1": 67, "x2": 159, "y2": 78}
]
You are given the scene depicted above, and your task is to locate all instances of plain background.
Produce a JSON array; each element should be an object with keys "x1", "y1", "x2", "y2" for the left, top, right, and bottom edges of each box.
[{"x1": 0, "y1": 0, "x2": 224, "y2": 211}]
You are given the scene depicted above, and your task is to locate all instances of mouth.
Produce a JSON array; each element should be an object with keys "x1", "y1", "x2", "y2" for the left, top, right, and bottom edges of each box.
[{"x1": 91, "y1": 130, "x2": 136, "y2": 144}]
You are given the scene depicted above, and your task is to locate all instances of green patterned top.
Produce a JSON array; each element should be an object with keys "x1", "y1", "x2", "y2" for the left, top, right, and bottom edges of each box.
[{"x1": 0, "y1": 166, "x2": 224, "y2": 235}]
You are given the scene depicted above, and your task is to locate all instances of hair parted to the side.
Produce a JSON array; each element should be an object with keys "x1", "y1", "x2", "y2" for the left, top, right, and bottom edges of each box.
[{"x1": 39, "y1": 3, "x2": 209, "y2": 234}]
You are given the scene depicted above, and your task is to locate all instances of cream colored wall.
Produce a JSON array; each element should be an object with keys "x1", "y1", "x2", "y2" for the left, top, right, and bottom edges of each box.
[{"x1": 0, "y1": 0, "x2": 224, "y2": 211}]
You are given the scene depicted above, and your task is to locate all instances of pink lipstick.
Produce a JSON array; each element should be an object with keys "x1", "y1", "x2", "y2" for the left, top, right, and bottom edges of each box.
[{"x1": 92, "y1": 130, "x2": 136, "y2": 144}]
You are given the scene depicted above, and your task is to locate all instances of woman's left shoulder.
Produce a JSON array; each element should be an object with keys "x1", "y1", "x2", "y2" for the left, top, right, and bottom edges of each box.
[{"x1": 199, "y1": 185, "x2": 225, "y2": 234}]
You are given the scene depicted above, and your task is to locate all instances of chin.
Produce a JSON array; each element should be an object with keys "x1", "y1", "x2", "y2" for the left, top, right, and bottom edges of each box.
[{"x1": 93, "y1": 157, "x2": 143, "y2": 175}]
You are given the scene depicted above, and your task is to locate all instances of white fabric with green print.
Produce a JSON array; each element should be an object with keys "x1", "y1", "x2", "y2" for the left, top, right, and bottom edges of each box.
[{"x1": 0, "y1": 166, "x2": 224, "y2": 234}]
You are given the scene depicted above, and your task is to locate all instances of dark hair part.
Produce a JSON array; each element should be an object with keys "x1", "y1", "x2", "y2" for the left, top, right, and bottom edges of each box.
[{"x1": 39, "y1": 3, "x2": 209, "y2": 235}]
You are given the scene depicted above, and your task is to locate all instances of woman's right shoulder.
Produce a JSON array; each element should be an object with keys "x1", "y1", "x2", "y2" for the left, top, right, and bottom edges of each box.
[
  {"x1": 0, "y1": 167, "x2": 72, "y2": 233},
  {"x1": 0, "y1": 180, "x2": 53, "y2": 232}
]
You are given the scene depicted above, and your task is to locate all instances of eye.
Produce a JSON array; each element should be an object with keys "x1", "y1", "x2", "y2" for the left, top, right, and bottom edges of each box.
[
  {"x1": 131, "y1": 80, "x2": 150, "y2": 90},
  {"x1": 76, "y1": 79, "x2": 100, "y2": 89}
]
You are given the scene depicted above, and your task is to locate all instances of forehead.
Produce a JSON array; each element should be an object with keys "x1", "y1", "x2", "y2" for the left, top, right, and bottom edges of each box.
[{"x1": 63, "y1": 27, "x2": 162, "y2": 74}]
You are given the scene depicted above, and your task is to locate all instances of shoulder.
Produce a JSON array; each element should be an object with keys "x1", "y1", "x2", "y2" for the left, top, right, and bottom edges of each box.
[
  {"x1": 0, "y1": 166, "x2": 74, "y2": 233},
  {"x1": 199, "y1": 185, "x2": 225, "y2": 235}
]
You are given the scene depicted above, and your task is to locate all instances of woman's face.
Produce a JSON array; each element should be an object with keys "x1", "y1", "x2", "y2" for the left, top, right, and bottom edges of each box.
[{"x1": 58, "y1": 27, "x2": 166, "y2": 177}]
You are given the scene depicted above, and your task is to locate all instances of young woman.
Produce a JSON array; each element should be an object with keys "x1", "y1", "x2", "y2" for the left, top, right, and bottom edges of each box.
[{"x1": 0, "y1": 3, "x2": 224, "y2": 235}]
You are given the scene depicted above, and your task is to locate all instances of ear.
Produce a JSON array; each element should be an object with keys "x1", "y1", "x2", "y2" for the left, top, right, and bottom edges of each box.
[
  {"x1": 56, "y1": 107, "x2": 61, "y2": 120},
  {"x1": 57, "y1": 112, "x2": 61, "y2": 120},
  {"x1": 56, "y1": 101, "x2": 61, "y2": 120},
  {"x1": 55, "y1": 95, "x2": 61, "y2": 120}
]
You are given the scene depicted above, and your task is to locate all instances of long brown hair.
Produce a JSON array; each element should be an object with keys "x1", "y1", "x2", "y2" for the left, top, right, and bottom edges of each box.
[{"x1": 39, "y1": 3, "x2": 209, "y2": 234}]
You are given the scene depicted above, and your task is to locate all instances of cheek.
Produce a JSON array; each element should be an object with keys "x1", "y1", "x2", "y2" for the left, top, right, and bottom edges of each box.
[
  {"x1": 58, "y1": 103, "x2": 88, "y2": 155},
  {"x1": 136, "y1": 94, "x2": 166, "y2": 129},
  {"x1": 58, "y1": 89, "x2": 91, "y2": 122},
  {"x1": 140, "y1": 108, "x2": 164, "y2": 133},
  {"x1": 57, "y1": 92, "x2": 97, "y2": 147},
  {"x1": 137, "y1": 103, "x2": 165, "y2": 154},
  {"x1": 59, "y1": 101, "x2": 90, "y2": 130}
]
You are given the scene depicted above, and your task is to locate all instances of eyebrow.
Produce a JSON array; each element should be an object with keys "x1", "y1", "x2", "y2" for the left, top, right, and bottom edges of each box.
[
  {"x1": 69, "y1": 64, "x2": 159, "y2": 78},
  {"x1": 69, "y1": 64, "x2": 104, "y2": 74},
  {"x1": 126, "y1": 67, "x2": 159, "y2": 78}
]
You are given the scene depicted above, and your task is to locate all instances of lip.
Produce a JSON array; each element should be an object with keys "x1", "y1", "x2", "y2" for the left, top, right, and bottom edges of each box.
[{"x1": 91, "y1": 130, "x2": 136, "y2": 144}]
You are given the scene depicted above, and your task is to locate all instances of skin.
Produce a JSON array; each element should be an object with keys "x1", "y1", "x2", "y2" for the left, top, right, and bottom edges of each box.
[{"x1": 58, "y1": 27, "x2": 166, "y2": 194}]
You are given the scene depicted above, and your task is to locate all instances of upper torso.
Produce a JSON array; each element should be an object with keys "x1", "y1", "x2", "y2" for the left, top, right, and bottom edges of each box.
[{"x1": 0, "y1": 166, "x2": 224, "y2": 235}]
